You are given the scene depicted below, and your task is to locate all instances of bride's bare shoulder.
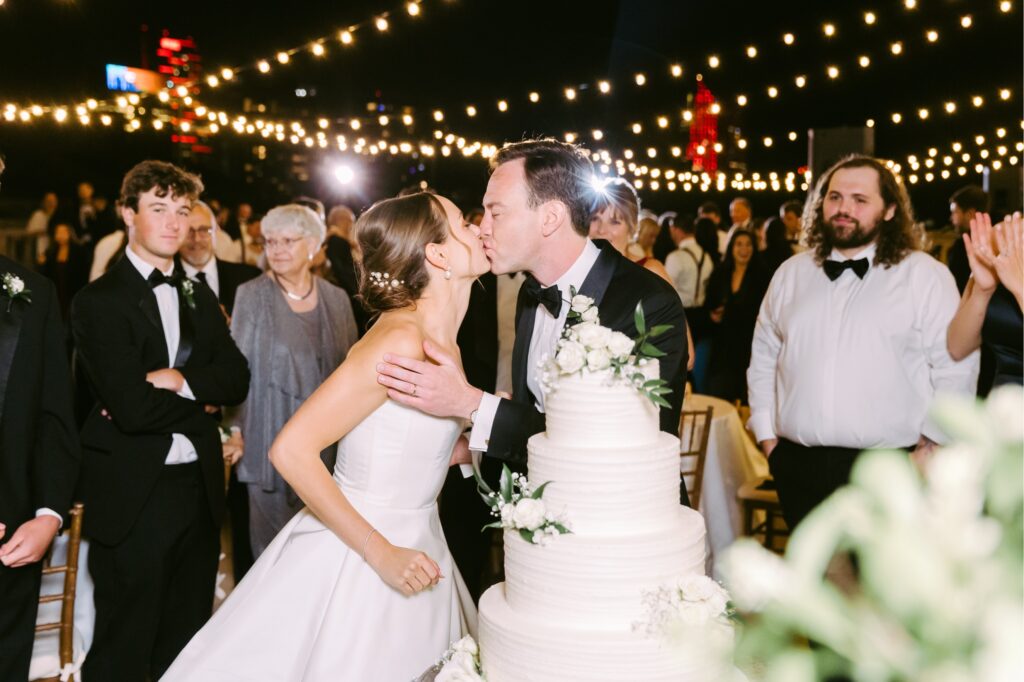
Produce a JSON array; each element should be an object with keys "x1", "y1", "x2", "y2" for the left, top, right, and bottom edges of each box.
[{"x1": 346, "y1": 317, "x2": 426, "y2": 366}]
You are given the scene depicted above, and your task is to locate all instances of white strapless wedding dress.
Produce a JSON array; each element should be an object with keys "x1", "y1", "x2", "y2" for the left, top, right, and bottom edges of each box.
[{"x1": 163, "y1": 401, "x2": 477, "y2": 681}]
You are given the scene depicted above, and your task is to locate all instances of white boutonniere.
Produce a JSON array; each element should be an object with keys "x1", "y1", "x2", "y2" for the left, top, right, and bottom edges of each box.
[
  {"x1": 179, "y1": 277, "x2": 197, "y2": 310},
  {"x1": 1, "y1": 272, "x2": 32, "y2": 312}
]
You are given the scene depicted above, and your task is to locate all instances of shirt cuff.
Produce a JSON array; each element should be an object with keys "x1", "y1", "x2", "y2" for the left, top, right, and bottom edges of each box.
[
  {"x1": 35, "y1": 508, "x2": 63, "y2": 529},
  {"x1": 748, "y1": 411, "x2": 776, "y2": 444},
  {"x1": 459, "y1": 450, "x2": 482, "y2": 479},
  {"x1": 178, "y1": 378, "x2": 195, "y2": 401},
  {"x1": 468, "y1": 392, "x2": 501, "y2": 452}
]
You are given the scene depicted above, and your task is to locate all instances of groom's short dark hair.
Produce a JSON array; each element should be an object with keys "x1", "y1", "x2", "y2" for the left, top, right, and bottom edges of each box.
[{"x1": 491, "y1": 138, "x2": 595, "y2": 237}]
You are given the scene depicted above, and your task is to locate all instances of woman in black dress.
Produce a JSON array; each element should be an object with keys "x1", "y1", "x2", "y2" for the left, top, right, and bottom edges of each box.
[
  {"x1": 704, "y1": 230, "x2": 769, "y2": 403},
  {"x1": 37, "y1": 221, "x2": 90, "y2": 323},
  {"x1": 760, "y1": 217, "x2": 795, "y2": 275},
  {"x1": 948, "y1": 212, "x2": 1023, "y2": 391}
]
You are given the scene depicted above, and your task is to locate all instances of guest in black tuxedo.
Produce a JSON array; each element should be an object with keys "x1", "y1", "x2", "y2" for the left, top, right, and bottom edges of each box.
[
  {"x1": 180, "y1": 199, "x2": 261, "y2": 581},
  {"x1": 72, "y1": 161, "x2": 250, "y2": 681},
  {"x1": 378, "y1": 139, "x2": 690, "y2": 507},
  {"x1": 0, "y1": 171, "x2": 81, "y2": 679},
  {"x1": 326, "y1": 204, "x2": 372, "y2": 336}
]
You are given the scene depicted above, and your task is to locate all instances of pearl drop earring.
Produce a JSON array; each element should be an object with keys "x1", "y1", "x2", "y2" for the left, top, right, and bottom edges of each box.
[{"x1": 444, "y1": 267, "x2": 452, "y2": 280}]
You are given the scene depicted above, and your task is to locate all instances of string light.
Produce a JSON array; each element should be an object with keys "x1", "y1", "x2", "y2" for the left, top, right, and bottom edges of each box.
[
  {"x1": 972, "y1": 95, "x2": 984, "y2": 107},
  {"x1": 961, "y1": 15, "x2": 973, "y2": 28},
  {"x1": 926, "y1": 29, "x2": 938, "y2": 43},
  {"x1": 406, "y1": 1, "x2": 421, "y2": 16},
  {"x1": 767, "y1": 86, "x2": 778, "y2": 98},
  {"x1": 999, "y1": 1, "x2": 1012, "y2": 12},
  {"x1": 258, "y1": 60, "x2": 271, "y2": 73},
  {"x1": 564, "y1": 87, "x2": 576, "y2": 101},
  {"x1": 746, "y1": 46, "x2": 758, "y2": 58},
  {"x1": 904, "y1": 0, "x2": 917, "y2": 9},
  {"x1": 497, "y1": 100, "x2": 508, "y2": 112},
  {"x1": 465, "y1": 105, "x2": 476, "y2": 117},
  {"x1": 708, "y1": 55, "x2": 720, "y2": 68},
  {"x1": 276, "y1": 51, "x2": 290, "y2": 64},
  {"x1": 1000, "y1": 88, "x2": 1012, "y2": 100},
  {"x1": 823, "y1": 23, "x2": 836, "y2": 37},
  {"x1": 634, "y1": 73, "x2": 647, "y2": 86},
  {"x1": 529, "y1": 91, "x2": 540, "y2": 103},
  {"x1": 670, "y1": 64, "x2": 683, "y2": 78},
  {"x1": 311, "y1": 42, "x2": 326, "y2": 57},
  {"x1": 864, "y1": 11, "x2": 876, "y2": 25},
  {"x1": 783, "y1": 32, "x2": 795, "y2": 45},
  {"x1": 598, "y1": 80, "x2": 611, "y2": 94},
  {"x1": 795, "y1": 75, "x2": 807, "y2": 88},
  {"x1": 375, "y1": 16, "x2": 389, "y2": 32},
  {"x1": 736, "y1": 94, "x2": 748, "y2": 106},
  {"x1": 890, "y1": 41, "x2": 903, "y2": 55},
  {"x1": 827, "y1": 65, "x2": 840, "y2": 79},
  {"x1": 339, "y1": 30, "x2": 354, "y2": 45}
]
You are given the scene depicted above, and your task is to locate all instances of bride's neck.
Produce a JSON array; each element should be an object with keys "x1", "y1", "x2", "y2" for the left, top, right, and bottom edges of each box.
[{"x1": 410, "y1": 279, "x2": 474, "y2": 346}]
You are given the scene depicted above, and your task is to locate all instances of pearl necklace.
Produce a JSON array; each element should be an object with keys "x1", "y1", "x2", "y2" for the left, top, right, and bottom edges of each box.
[{"x1": 273, "y1": 272, "x2": 314, "y2": 301}]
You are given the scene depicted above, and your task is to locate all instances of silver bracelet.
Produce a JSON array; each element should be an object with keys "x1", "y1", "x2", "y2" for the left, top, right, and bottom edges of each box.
[{"x1": 361, "y1": 528, "x2": 379, "y2": 561}]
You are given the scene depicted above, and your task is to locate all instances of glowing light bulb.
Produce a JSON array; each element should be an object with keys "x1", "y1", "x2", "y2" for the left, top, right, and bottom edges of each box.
[
  {"x1": 783, "y1": 33, "x2": 794, "y2": 45},
  {"x1": 823, "y1": 23, "x2": 836, "y2": 37},
  {"x1": 864, "y1": 11, "x2": 876, "y2": 24},
  {"x1": 339, "y1": 30, "x2": 353, "y2": 45},
  {"x1": 598, "y1": 80, "x2": 611, "y2": 94}
]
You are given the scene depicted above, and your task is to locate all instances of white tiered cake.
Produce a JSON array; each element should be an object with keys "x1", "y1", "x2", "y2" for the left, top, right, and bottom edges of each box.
[{"x1": 477, "y1": 365, "x2": 710, "y2": 681}]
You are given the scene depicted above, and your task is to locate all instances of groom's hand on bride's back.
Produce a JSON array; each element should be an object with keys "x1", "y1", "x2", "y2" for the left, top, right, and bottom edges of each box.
[{"x1": 376, "y1": 340, "x2": 483, "y2": 420}]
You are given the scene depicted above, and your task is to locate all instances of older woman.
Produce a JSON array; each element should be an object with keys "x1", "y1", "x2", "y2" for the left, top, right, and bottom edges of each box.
[
  {"x1": 228, "y1": 204, "x2": 358, "y2": 557},
  {"x1": 590, "y1": 179, "x2": 695, "y2": 370}
]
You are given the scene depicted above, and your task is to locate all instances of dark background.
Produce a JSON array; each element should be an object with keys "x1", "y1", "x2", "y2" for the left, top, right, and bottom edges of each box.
[{"x1": 0, "y1": 0, "x2": 1020, "y2": 222}]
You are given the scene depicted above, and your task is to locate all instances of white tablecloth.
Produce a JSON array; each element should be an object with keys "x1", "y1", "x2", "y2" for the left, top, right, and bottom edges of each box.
[{"x1": 682, "y1": 394, "x2": 768, "y2": 577}]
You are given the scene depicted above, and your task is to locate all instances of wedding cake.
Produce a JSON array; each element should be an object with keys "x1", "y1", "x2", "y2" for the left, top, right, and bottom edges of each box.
[{"x1": 476, "y1": 363, "x2": 711, "y2": 681}]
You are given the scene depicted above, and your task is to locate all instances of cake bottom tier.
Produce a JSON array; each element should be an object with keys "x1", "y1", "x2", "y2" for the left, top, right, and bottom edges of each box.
[{"x1": 478, "y1": 584, "x2": 715, "y2": 682}]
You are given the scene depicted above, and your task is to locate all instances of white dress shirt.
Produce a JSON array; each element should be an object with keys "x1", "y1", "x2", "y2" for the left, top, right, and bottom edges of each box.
[
  {"x1": 747, "y1": 242, "x2": 979, "y2": 449},
  {"x1": 469, "y1": 240, "x2": 602, "y2": 452},
  {"x1": 664, "y1": 237, "x2": 713, "y2": 308},
  {"x1": 183, "y1": 258, "x2": 220, "y2": 298},
  {"x1": 124, "y1": 246, "x2": 199, "y2": 464}
]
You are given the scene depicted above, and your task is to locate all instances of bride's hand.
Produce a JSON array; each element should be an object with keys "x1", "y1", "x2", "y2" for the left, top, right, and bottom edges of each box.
[{"x1": 366, "y1": 537, "x2": 443, "y2": 596}]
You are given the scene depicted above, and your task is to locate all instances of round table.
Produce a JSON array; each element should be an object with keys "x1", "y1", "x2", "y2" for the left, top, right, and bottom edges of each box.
[{"x1": 682, "y1": 394, "x2": 768, "y2": 577}]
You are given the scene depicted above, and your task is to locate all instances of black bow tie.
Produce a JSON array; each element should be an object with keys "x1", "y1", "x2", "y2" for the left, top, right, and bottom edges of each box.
[
  {"x1": 522, "y1": 277, "x2": 562, "y2": 317},
  {"x1": 147, "y1": 268, "x2": 185, "y2": 289},
  {"x1": 823, "y1": 258, "x2": 869, "y2": 281}
]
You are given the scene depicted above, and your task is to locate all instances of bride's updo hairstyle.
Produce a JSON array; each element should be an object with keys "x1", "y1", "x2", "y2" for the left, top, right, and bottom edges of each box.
[{"x1": 354, "y1": 192, "x2": 450, "y2": 314}]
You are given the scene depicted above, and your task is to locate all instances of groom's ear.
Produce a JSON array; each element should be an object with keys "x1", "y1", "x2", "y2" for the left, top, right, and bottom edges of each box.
[
  {"x1": 539, "y1": 200, "x2": 569, "y2": 238},
  {"x1": 424, "y1": 242, "x2": 448, "y2": 272}
]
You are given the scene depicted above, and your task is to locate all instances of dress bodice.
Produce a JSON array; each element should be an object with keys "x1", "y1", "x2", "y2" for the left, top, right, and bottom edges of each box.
[{"x1": 333, "y1": 400, "x2": 464, "y2": 509}]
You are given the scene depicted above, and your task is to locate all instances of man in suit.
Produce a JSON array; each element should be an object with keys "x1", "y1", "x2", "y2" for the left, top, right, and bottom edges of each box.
[
  {"x1": 377, "y1": 138, "x2": 689, "y2": 506},
  {"x1": 0, "y1": 156, "x2": 81, "y2": 682},
  {"x1": 180, "y1": 199, "x2": 261, "y2": 581},
  {"x1": 72, "y1": 160, "x2": 250, "y2": 681}
]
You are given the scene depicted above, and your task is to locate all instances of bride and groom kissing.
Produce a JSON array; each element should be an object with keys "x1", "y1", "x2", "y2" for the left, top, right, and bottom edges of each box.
[{"x1": 163, "y1": 138, "x2": 689, "y2": 680}]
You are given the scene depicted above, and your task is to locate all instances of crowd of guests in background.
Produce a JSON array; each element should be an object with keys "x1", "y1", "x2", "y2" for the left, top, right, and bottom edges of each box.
[{"x1": 20, "y1": 173, "x2": 1023, "y2": 412}]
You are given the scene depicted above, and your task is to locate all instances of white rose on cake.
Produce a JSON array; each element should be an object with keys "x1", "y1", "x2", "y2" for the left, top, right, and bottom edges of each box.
[
  {"x1": 436, "y1": 652, "x2": 482, "y2": 682},
  {"x1": 450, "y1": 636, "x2": 479, "y2": 656},
  {"x1": 575, "y1": 322, "x2": 612, "y2": 350},
  {"x1": 607, "y1": 331, "x2": 635, "y2": 359},
  {"x1": 586, "y1": 348, "x2": 611, "y2": 371},
  {"x1": 511, "y1": 498, "x2": 547, "y2": 530},
  {"x1": 581, "y1": 305, "x2": 599, "y2": 323},
  {"x1": 555, "y1": 340, "x2": 586, "y2": 374}
]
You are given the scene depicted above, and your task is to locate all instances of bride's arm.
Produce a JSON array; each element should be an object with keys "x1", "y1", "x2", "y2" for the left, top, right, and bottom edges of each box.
[{"x1": 268, "y1": 325, "x2": 441, "y2": 595}]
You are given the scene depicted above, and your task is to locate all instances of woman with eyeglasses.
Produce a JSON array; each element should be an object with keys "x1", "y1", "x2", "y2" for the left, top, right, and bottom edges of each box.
[{"x1": 228, "y1": 204, "x2": 358, "y2": 557}]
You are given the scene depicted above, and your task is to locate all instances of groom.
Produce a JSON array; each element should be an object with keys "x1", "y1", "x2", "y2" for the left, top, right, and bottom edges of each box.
[{"x1": 377, "y1": 138, "x2": 689, "y2": 505}]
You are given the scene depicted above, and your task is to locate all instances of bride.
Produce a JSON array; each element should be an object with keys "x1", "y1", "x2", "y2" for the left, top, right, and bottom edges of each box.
[{"x1": 163, "y1": 192, "x2": 488, "y2": 681}]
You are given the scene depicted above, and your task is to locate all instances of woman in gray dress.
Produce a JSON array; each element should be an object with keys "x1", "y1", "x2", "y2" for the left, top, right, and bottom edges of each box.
[{"x1": 228, "y1": 203, "x2": 358, "y2": 557}]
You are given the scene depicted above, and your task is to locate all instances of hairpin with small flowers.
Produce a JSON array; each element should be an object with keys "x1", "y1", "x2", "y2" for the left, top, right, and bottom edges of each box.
[{"x1": 369, "y1": 271, "x2": 405, "y2": 290}]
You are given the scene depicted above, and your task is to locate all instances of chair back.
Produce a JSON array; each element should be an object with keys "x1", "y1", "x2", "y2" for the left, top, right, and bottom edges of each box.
[
  {"x1": 678, "y1": 406, "x2": 714, "y2": 508},
  {"x1": 34, "y1": 503, "x2": 84, "y2": 676}
]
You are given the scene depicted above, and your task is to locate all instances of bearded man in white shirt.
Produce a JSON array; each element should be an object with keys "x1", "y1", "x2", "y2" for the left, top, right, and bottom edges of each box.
[{"x1": 747, "y1": 155, "x2": 979, "y2": 531}]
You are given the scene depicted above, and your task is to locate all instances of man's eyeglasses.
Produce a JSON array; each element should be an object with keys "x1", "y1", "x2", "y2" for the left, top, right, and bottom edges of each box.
[{"x1": 187, "y1": 227, "x2": 214, "y2": 238}]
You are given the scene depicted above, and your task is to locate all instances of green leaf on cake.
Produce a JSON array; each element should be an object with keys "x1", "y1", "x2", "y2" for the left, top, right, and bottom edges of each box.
[
  {"x1": 499, "y1": 465, "x2": 513, "y2": 503},
  {"x1": 640, "y1": 342, "x2": 667, "y2": 358},
  {"x1": 530, "y1": 481, "x2": 552, "y2": 499},
  {"x1": 519, "y1": 528, "x2": 536, "y2": 544}
]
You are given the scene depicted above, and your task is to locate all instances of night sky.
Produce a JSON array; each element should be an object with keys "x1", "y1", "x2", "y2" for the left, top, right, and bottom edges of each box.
[{"x1": 0, "y1": 0, "x2": 1020, "y2": 220}]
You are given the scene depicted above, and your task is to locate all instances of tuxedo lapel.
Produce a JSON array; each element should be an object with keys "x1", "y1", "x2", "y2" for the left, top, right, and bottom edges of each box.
[
  {"x1": 0, "y1": 301, "x2": 26, "y2": 418},
  {"x1": 173, "y1": 291, "x2": 196, "y2": 368},
  {"x1": 112, "y1": 257, "x2": 169, "y2": 366},
  {"x1": 576, "y1": 240, "x2": 618, "y2": 310},
  {"x1": 511, "y1": 279, "x2": 538, "y2": 404}
]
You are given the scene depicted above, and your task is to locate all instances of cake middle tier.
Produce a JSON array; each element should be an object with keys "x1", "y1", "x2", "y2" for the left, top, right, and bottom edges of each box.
[
  {"x1": 504, "y1": 506, "x2": 707, "y2": 628},
  {"x1": 527, "y1": 431, "x2": 682, "y2": 534}
]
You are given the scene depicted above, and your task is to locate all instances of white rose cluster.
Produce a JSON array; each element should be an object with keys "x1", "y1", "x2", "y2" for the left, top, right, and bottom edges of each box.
[
  {"x1": 6, "y1": 274, "x2": 25, "y2": 295},
  {"x1": 435, "y1": 636, "x2": 485, "y2": 682},
  {"x1": 635, "y1": 574, "x2": 733, "y2": 640}
]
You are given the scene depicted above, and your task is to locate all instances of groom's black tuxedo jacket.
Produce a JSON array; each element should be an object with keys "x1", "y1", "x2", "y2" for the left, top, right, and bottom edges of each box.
[
  {"x1": 486, "y1": 240, "x2": 688, "y2": 466},
  {"x1": 0, "y1": 256, "x2": 80, "y2": 533},
  {"x1": 71, "y1": 256, "x2": 250, "y2": 545}
]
